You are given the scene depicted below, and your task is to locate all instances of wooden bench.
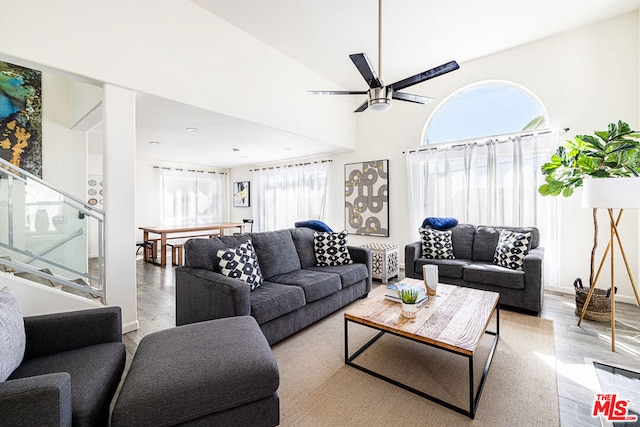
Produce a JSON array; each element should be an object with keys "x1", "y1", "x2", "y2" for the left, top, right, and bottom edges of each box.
[
  {"x1": 167, "y1": 242, "x2": 185, "y2": 266},
  {"x1": 139, "y1": 239, "x2": 160, "y2": 263}
]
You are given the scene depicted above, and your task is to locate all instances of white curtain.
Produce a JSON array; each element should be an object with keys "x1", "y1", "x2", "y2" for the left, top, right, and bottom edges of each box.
[
  {"x1": 159, "y1": 168, "x2": 227, "y2": 225},
  {"x1": 405, "y1": 130, "x2": 561, "y2": 286},
  {"x1": 252, "y1": 162, "x2": 329, "y2": 232}
]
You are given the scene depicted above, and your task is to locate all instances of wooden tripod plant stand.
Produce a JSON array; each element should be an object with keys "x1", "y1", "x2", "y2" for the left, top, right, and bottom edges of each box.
[{"x1": 577, "y1": 208, "x2": 640, "y2": 351}]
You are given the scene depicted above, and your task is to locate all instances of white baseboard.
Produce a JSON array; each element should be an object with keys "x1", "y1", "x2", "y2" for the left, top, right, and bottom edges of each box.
[{"x1": 122, "y1": 319, "x2": 140, "y2": 333}]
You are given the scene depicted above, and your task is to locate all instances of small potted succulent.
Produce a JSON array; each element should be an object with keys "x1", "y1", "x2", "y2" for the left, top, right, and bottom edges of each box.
[{"x1": 399, "y1": 288, "x2": 420, "y2": 319}]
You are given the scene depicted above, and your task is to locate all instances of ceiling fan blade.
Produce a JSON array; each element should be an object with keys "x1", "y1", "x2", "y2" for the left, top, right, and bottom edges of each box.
[
  {"x1": 354, "y1": 100, "x2": 369, "y2": 113},
  {"x1": 392, "y1": 92, "x2": 434, "y2": 105},
  {"x1": 349, "y1": 53, "x2": 383, "y2": 89},
  {"x1": 389, "y1": 61, "x2": 460, "y2": 92},
  {"x1": 308, "y1": 90, "x2": 368, "y2": 95}
]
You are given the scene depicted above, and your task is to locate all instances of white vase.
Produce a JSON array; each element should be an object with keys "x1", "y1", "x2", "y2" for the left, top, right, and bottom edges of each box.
[
  {"x1": 34, "y1": 209, "x2": 49, "y2": 232},
  {"x1": 401, "y1": 302, "x2": 418, "y2": 319},
  {"x1": 422, "y1": 264, "x2": 439, "y2": 296}
]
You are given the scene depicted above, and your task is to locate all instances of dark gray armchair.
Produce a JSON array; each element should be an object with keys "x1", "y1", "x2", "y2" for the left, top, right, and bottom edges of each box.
[{"x1": 0, "y1": 307, "x2": 126, "y2": 427}]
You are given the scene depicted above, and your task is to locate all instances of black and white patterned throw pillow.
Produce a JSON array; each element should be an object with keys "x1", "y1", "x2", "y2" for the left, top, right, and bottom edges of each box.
[
  {"x1": 419, "y1": 228, "x2": 455, "y2": 259},
  {"x1": 314, "y1": 231, "x2": 353, "y2": 266},
  {"x1": 493, "y1": 230, "x2": 531, "y2": 271},
  {"x1": 217, "y1": 240, "x2": 263, "y2": 290}
]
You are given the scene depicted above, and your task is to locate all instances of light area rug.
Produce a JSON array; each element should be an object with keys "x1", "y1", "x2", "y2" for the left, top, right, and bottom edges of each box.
[{"x1": 271, "y1": 288, "x2": 559, "y2": 427}]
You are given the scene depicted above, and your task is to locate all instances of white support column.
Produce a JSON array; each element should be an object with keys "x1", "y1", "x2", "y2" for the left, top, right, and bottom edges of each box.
[{"x1": 102, "y1": 84, "x2": 138, "y2": 332}]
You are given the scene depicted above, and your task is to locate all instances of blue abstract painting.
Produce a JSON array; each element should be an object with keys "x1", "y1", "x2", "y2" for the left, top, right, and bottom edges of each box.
[{"x1": 0, "y1": 61, "x2": 42, "y2": 177}]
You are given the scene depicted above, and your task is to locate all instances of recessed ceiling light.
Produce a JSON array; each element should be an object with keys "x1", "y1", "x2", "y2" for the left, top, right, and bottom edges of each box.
[
  {"x1": 149, "y1": 141, "x2": 161, "y2": 145},
  {"x1": 185, "y1": 127, "x2": 199, "y2": 132}
]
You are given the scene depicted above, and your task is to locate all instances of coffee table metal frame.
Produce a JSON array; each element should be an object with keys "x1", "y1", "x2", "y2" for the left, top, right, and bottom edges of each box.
[{"x1": 344, "y1": 301, "x2": 499, "y2": 419}]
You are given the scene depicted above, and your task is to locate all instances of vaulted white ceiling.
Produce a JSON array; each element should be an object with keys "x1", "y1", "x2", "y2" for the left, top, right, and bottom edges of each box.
[
  {"x1": 196, "y1": 0, "x2": 640, "y2": 89},
  {"x1": 134, "y1": 0, "x2": 640, "y2": 168}
]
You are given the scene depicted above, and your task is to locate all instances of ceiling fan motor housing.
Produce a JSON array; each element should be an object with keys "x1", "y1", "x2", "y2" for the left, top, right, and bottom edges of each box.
[{"x1": 369, "y1": 86, "x2": 392, "y2": 111}]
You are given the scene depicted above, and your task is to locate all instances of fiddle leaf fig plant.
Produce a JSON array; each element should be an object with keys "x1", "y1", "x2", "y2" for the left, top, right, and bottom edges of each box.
[{"x1": 538, "y1": 121, "x2": 640, "y2": 197}]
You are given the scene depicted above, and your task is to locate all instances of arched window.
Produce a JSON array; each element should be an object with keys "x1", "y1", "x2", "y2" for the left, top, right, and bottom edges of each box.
[
  {"x1": 408, "y1": 80, "x2": 559, "y2": 287},
  {"x1": 423, "y1": 81, "x2": 549, "y2": 145}
]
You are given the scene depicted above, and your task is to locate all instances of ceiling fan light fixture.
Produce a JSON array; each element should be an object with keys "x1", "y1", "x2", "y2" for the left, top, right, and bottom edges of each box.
[
  {"x1": 368, "y1": 86, "x2": 392, "y2": 112},
  {"x1": 369, "y1": 98, "x2": 391, "y2": 112},
  {"x1": 308, "y1": 0, "x2": 459, "y2": 113}
]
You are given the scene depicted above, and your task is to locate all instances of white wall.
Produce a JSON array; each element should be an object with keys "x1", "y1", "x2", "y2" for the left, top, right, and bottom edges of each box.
[
  {"x1": 42, "y1": 75, "x2": 87, "y2": 199},
  {"x1": 0, "y1": 0, "x2": 356, "y2": 150},
  {"x1": 231, "y1": 12, "x2": 640, "y2": 304}
]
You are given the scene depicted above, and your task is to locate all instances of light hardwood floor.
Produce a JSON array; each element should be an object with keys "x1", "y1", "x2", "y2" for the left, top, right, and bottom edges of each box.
[{"x1": 127, "y1": 258, "x2": 640, "y2": 427}]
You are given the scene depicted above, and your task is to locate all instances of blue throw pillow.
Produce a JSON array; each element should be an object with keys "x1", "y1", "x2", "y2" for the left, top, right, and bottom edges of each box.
[
  {"x1": 421, "y1": 217, "x2": 458, "y2": 230},
  {"x1": 294, "y1": 220, "x2": 333, "y2": 233}
]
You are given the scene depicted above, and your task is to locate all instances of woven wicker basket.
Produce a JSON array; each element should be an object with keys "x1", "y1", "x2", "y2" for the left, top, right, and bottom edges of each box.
[{"x1": 574, "y1": 278, "x2": 613, "y2": 323}]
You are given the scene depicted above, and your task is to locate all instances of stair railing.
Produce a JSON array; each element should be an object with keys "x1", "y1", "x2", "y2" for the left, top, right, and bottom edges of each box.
[{"x1": 0, "y1": 157, "x2": 105, "y2": 302}]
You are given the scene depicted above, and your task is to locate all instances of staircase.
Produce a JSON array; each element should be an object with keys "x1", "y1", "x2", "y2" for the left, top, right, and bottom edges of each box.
[{"x1": 0, "y1": 157, "x2": 106, "y2": 305}]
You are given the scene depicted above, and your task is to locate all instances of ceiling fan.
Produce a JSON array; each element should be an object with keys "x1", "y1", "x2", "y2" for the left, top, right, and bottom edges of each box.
[{"x1": 309, "y1": 0, "x2": 460, "y2": 113}]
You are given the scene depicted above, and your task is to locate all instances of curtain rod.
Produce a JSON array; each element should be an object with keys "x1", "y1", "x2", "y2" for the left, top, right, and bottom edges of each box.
[
  {"x1": 404, "y1": 127, "x2": 570, "y2": 154},
  {"x1": 249, "y1": 159, "x2": 332, "y2": 172},
  {"x1": 153, "y1": 166, "x2": 227, "y2": 174}
]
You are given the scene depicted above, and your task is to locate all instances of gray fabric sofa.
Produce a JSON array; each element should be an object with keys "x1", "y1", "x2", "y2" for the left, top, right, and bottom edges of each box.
[
  {"x1": 112, "y1": 316, "x2": 279, "y2": 427},
  {"x1": 0, "y1": 307, "x2": 125, "y2": 427},
  {"x1": 175, "y1": 227, "x2": 372, "y2": 345},
  {"x1": 405, "y1": 224, "x2": 544, "y2": 314}
]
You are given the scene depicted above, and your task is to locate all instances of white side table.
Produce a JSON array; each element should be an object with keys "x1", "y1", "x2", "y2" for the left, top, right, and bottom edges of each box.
[{"x1": 361, "y1": 242, "x2": 399, "y2": 284}]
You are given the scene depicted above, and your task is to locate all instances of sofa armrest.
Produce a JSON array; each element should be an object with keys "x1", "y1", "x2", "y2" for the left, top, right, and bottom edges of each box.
[
  {"x1": 348, "y1": 246, "x2": 373, "y2": 290},
  {"x1": 404, "y1": 242, "x2": 421, "y2": 278},
  {"x1": 523, "y1": 247, "x2": 545, "y2": 314},
  {"x1": 175, "y1": 266, "x2": 251, "y2": 326},
  {"x1": 0, "y1": 373, "x2": 72, "y2": 427},
  {"x1": 23, "y1": 307, "x2": 122, "y2": 360}
]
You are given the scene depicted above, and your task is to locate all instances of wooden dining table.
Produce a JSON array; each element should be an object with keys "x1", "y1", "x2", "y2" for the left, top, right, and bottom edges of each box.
[{"x1": 139, "y1": 222, "x2": 245, "y2": 267}]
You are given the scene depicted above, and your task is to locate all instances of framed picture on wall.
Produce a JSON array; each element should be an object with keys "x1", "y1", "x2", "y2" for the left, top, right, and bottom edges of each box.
[
  {"x1": 344, "y1": 159, "x2": 389, "y2": 236},
  {"x1": 233, "y1": 181, "x2": 250, "y2": 207}
]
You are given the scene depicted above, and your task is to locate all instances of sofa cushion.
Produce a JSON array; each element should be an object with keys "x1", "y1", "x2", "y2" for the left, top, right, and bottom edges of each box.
[
  {"x1": 304, "y1": 263, "x2": 368, "y2": 288},
  {"x1": 314, "y1": 231, "x2": 353, "y2": 266},
  {"x1": 290, "y1": 227, "x2": 317, "y2": 268},
  {"x1": 0, "y1": 287, "x2": 25, "y2": 382},
  {"x1": 473, "y1": 225, "x2": 538, "y2": 262},
  {"x1": 421, "y1": 217, "x2": 458, "y2": 230},
  {"x1": 493, "y1": 230, "x2": 531, "y2": 271},
  {"x1": 463, "y1": 262, "x2": 525, "y2": 289},
  {"x1": 416, "y1": 258, "x2": 470, "y2": 279},
  {"x1": 419, "y1": 228, "x2": 454, "y2": 259},
  {"x1": 8, "y1": 342, "x2": 126, "y2": 426},
  {"x1": 217, "y1": 240, "x2": 264, "y2": 289},
  {"x1": 249, "y1": 282, "x2": 306, "y2": 324},
  {"x1": 250, "y1": 230, "x2": 302, "y2": 278},
  {"x1": 449, "y1": 224, "x2": 476, "y2": 259},
  {"x1": 184, "y1": 235, "x2": 250, "y2": 272},
  {"x1": 269, "y1": 269, "x2": 341, "y2": 303}
]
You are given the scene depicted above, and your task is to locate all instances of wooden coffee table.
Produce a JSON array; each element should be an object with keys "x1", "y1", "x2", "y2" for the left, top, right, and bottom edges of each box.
[{"x1": 344, "y1": 279, "x2": 499, "y2": 418}]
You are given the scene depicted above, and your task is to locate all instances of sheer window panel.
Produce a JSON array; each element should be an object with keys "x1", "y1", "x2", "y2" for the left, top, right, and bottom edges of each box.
[
  {"x1": 159, "y1": 168, "x2": 227, "y2": 226},
  {"x1": 406, "y1": 131, "x2": 561, "y2": 287},
  {"x1": 252, "y1": 162, "x2": 329, "y2": 232}
]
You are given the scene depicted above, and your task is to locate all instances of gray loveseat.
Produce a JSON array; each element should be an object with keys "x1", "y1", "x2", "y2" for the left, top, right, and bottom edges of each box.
[
  {"x1": 405, "y1": 224, "x2": 544, "y2": 314},
  {"x1": 175, "y1": 227, "x2": 372, "y2": 344}
]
